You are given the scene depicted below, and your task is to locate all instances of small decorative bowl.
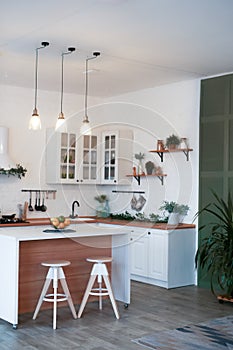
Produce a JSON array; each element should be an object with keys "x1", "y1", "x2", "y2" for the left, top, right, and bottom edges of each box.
[{"x1": 50, "y1": 216, "x2": 71, "y2": 229}]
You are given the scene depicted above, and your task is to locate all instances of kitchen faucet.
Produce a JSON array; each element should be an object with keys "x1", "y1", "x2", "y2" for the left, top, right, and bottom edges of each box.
[{"x1": 70, "y1": 200, "x2": 80, "y2": 218}]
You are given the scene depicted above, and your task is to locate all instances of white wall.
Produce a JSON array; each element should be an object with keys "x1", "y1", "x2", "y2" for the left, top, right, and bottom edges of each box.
[{"x1": 0, "y1": 79, "x2": 200, "y2": 223}]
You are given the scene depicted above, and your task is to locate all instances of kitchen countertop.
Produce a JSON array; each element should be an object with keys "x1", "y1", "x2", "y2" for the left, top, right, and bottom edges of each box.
[{"x1": 0, "y1": 216, "x2": 195, "y2": 230}]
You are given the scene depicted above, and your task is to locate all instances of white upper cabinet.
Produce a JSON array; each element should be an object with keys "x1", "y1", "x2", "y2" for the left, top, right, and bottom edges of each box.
[
  {"x1": 76, "y1": 134, "x2": 99, "y2": 184},
  {"x1": 46, "y1": 128, "x2": 78, "y2": 184},
  {"x1": 99, "y1": 129, "x2": 133, "y2": 185},
  {"x1": 46, "y1": 127, "x2": 134, "y2": 185}
]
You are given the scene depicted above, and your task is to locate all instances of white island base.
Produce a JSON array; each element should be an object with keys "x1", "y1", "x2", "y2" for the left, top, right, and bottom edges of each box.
[{"x1": 0, "y1": 224, "x2": 130, "y2": 328}]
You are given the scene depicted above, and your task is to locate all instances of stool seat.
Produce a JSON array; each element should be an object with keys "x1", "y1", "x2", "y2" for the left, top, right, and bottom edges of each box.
[
  {"x1": 41, "y1": 260, "x2": 70, "y2": 267},
  {"x1": 86, "y1": 257, "x2": 112, "y2": 263},
  {"x1": 78, "y1": 256, "x2": 119, "y2": 319},
  {"x1": 33, "y1": 260, "x2": 77, "y2": 329}
]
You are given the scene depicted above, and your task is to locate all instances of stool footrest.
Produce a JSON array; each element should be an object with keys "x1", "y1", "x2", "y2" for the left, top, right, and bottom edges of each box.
[
  {"x1": 43, "y1": 293, "x2": 67, "y2": 303},
  {"x1": 90, "y1": 287, "x2": 109, "y2": 296}
]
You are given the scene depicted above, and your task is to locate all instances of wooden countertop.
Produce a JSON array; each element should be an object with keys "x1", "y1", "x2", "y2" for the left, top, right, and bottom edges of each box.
[
  {"x1": 95, "y1": 218, "x2": 195, "y2": 230},
  {"x1": 0, "y1": 217, "x2": 195, "y2": 230}
]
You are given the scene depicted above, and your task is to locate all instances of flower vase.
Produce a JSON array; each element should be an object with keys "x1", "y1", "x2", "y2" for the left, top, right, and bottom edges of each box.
[
  {"x1": 102, "y1": 200, "x2": 110, "y2": 218},
  {"x1": 96, "y1": 203, "x2": 104, "y2": 218},
  {"x1": 138, "y1": 159, "x2": 144, "y2": 175}
]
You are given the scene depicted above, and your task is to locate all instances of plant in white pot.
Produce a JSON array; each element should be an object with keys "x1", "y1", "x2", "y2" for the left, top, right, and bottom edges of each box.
[{"x1": 159, "y1": 201, "x2": 190, "y2": 225}]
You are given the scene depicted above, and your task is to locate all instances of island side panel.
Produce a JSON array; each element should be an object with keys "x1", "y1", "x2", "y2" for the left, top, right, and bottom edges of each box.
[
  {"x1": 19, "y1": 236, "x2": 112, "y2": 314},
  {"x1": 0, "y1": 235, "x2": 19, "y2": 326}
]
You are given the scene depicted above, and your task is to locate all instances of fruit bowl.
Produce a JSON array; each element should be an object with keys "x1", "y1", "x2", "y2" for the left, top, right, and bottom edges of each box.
[{"x1": 50, "y1": 215, "x2": 71, "y2": 229}]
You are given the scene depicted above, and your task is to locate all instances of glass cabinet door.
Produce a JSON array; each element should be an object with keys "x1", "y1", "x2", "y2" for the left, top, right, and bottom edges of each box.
[
  {"x1": 82, "y1": 135, "x2": 97, "y2": 181},
  {"x1": 103, "y1": 133, "x2": 117, "y2": 182},
  {"x1": 60, "y1": 133, "x2": 76, "y2": 181}
]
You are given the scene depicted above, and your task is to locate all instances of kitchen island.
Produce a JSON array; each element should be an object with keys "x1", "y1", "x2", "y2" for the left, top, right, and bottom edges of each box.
[{"x1": 0, "y1": 223, "x2": 131, "y2": 328}]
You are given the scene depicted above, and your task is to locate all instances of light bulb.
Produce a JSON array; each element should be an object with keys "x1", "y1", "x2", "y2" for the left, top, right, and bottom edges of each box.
[
  {"x1": 55, "y1": 112, "x2": 67, "y2": 132},
  {"x1": 80, "y1": 119, "x2": 92, "y2": 135},
  {"x1": 29, "y1": 109, "x2": 41, "y2": 130}
]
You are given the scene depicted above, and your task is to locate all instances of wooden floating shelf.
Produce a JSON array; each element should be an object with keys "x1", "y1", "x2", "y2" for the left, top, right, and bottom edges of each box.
[
  {"x1": 126, "y1": 174, "x2": 167, "y2": 186},
  {"x1": 149, "y1": 148, "x2": 193, "y2": 162}
]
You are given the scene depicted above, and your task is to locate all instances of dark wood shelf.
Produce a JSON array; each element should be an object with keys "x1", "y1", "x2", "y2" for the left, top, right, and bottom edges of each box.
[
  {"x1": 149, "y1": 148, "x2": 193, "y2": 162},
  {"x1": 126, "y1": 173, "x2": 167, "y2": 185}
]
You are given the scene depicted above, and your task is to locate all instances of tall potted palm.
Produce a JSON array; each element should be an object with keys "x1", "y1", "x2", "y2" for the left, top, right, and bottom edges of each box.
[{"x1": 195, "y1": 191, "x2": 233, "y2": 301}]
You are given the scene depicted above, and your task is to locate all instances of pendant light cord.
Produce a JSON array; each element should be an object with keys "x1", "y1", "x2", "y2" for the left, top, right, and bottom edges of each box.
[
  {"x1": 84, "y1": 52, "x2": 100, "y2": 122},
  {"x1": 60, "y1": 47, "x2": 76, "y2": 115},
  {"x1": 34, "y1": 42, "x2": 49, "y2": 111}
]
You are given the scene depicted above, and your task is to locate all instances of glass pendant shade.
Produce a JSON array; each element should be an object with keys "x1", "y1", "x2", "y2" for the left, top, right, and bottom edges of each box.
[
  {"x1": 29, "y1": 108, "x2": 41, "y2": 130},
  {"x1": 55, "y1": 112, "x2": 67, "y2": 132},
  {"x1": 80, "y1": 118, "x2": 91, "y2": 135}
]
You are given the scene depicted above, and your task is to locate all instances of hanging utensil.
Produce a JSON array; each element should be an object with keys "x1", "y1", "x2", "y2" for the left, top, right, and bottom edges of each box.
[
  {"x1": 28, "y1": 191, "x2": 34, "y2": 211},
  {"x1": 35, "y1": 191, "x2": 39, "y2": 211},
  {"x1": 41, "y1": 192, "x2": 47, "y2": 212},
  {"x1": 37, "y1": 191, "x2": 41, "y2": 211}
]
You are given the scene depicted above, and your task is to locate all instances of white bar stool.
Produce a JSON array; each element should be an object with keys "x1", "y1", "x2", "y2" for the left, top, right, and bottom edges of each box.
[
  {"x1": 33, "y1": 260, "x2": 77, "y2": 329},
  {"x1": 77, "y1": 257, "x2": 120, "y2": 319}
]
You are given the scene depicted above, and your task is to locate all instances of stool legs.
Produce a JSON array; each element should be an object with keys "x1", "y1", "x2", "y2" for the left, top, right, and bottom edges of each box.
[
  {"x1": 77, "y1": 275, "x2": 96, "y2": 318},
  {"x1": 33, "y1": 266, "x2": 77, "y2": 329},
  {"x1": 78, "y1": 262, "x2": 120, "y2": 319},
  {"x1": 102, "y1": 275, "x2": 119, "y2": 319},
  {"x1": 33, "y1": 278, "x2": 51, "y2": 321}
]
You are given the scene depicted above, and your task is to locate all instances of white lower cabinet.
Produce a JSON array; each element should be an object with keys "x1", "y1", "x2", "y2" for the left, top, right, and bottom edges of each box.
[{"x1": 130, "y1": 227, "x2": 196, "y2": 289}]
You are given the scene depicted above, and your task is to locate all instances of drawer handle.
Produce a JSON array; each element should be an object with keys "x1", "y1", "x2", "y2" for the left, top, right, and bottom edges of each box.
[{"x1": 148, "y1": 231, "x2": 151, "y2": 235}]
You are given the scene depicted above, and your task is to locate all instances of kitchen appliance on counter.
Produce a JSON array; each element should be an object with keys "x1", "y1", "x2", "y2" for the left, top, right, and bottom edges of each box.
[{"x1": 0, "y1": 214, "x2": 28, "y2": 225}]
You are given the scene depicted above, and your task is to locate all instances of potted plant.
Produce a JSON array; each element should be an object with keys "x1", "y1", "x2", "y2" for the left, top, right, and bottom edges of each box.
[
  {"x1": 165, "y1": 134, "x2": 181, "y2": 150},
  {"x1": 159, "y1": 200, "x2": 190, "y2": 225},
  {"x1": 195, "y1": 191, "x2": 233, "y2": 301}
]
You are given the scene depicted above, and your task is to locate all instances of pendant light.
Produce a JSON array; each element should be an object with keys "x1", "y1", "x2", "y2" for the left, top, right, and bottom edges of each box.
[
  {"x1": 80, "y1": 51, "x2": 100, "y2": 135},
  {"x1": 29, "y1": 41, "x2": 49, "y2": 130},
  {"x1": 55, "y1": 47, "x2": 76, "y2": 132}
]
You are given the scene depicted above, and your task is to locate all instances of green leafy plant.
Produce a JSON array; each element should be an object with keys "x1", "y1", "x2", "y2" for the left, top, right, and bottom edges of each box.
[
  {"x1": 134, "y1": 152, "x2": 145, "y2": 160},
  {"x1": 159, "y1": 201, "x2": 177, "y2": 214},
  {"x1": 0, "y1": 164, "x2": 27, "y2": 179},
  {"x1": 94, "y1": 194, "x2": 108, "y2": 203},
  {"x1": 173, "y1": 204, "x2": 190, "y2": 216},
  {"x1": 195, "y1": 191, "x2": 233, "y2": 298},
  {"x1": 165, "y1": 134, "x2": 181, "y2": 148}
]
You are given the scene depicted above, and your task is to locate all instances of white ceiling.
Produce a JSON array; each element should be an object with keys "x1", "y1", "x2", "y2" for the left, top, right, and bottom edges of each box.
[{"x1": 1, "y1": 0, "x2": 233, "y2": 97}]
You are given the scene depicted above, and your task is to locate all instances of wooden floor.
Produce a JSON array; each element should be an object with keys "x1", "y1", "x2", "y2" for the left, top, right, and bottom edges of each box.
[{"x1": 0, "y1": 281, "x2": 232, "y2": 350}]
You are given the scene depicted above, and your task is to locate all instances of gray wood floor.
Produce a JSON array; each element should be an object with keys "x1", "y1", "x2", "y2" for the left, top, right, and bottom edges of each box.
[{"x1": 0, "y1": 281, "x2": 232, "y2": 350}]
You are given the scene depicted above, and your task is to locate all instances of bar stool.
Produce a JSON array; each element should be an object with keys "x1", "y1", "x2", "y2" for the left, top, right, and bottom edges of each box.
[
  {"x1": 33, "y1": 260, "x2": 77, "y2": 329},
  {"x1": 77, "y1": 257, "x2": 120, "y2": 319}
]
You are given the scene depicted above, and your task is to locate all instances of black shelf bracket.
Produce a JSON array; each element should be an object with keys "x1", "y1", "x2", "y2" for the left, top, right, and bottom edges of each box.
[
  {"x1": 182, "y1": 149, "x2": 190, "y2": 161},
  {"x1": 156, "y1": 152, "x2": 164, "y2": 162},
  {"x1": 157, "y1": 175, "x2": 165, "y2": 185},
  {"x1": 133, "y1": 175, "x2": 141, "y2": 185}
]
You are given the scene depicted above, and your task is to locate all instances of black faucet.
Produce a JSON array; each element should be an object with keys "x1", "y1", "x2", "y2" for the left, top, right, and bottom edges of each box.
[{"x1": 70, "y1": 200, "x2": 80, "y2": 218}]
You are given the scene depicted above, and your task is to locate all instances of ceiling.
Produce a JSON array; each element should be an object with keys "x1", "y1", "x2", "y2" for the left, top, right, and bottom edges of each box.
[{"x1": 1, "y1": 0, "x2": 233, "y2": 98}]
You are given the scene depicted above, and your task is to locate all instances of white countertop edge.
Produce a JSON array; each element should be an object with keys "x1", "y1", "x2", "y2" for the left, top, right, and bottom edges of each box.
[{"x1": 0, "y1": 223, "x2": 132, "y2": 241}]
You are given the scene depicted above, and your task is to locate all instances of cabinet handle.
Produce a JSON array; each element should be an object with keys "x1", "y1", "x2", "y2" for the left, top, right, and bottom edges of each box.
[
  {"x1": 114, "y1": 180, "x2": 117, "y2": 183},
  {"x1": 76, "y1": 179, "x2": 79, "y2": 182},
  {"x1": 148, "y1": 231, "x2": 151, "y2": 235}
]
